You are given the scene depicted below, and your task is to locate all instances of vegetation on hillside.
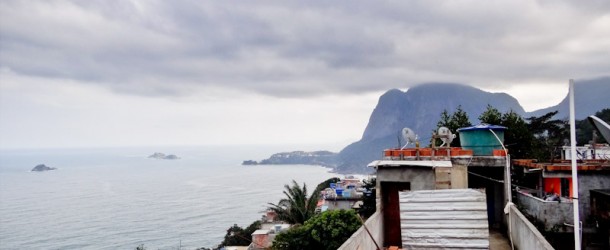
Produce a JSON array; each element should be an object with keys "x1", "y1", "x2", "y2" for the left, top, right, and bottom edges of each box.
[
  {"x1": 267, "y1": 180, "x2": 320, "y2": 225},
  {"x1": 217, "y1": 220, "x2": 262, "y2": 248},
  {"x1": 357, "y1": 177, "x2": 376, "y2": 219},
  {"x1": 525, "y1": 110, "x2": 568, "y2": 161},
  {"x1": 576, "y1": 108, "x2": 610, "y2": 145},
  {"x1": 313, "y1": 177, "x2": 341, "y2": 195},
  {"x1": 271, "y1": 209, "x2": 361, "y2": 250}
]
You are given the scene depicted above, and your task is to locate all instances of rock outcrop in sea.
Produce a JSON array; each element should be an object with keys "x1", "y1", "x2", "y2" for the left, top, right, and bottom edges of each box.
[
  {"x1": 242, "y1": 160, "x2": 258, "y2": 165},
  {"x1": 148, "y1": 152, "x2": 180, "y2": 160},
  {"x1": 31, "y1": 164, "x2": 56, "y2": 172}
]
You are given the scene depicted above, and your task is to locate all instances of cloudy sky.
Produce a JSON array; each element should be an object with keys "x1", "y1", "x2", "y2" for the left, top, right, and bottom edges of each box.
[{"x1": 1, "y1": 0, "x2": 609, "y2": 150}]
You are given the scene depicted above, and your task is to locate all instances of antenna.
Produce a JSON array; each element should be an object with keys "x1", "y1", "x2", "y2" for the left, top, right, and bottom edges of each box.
[
  {"x1": 401, "y1": 127, "x2": 418, "y2": 149},
  {"x1": 437, "y1": 126, "x2": 456, "y2": 147}
]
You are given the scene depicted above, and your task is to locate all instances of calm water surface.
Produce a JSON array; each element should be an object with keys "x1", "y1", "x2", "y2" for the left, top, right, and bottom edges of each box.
[{"x1": 0, "y1": 146, "x2": 340, "y2": 249}]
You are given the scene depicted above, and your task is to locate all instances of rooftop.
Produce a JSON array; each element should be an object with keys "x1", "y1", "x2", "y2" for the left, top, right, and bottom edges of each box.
[
  {"x1": 368, "y1": 159, "x2": 452, "y2": 168},
  {"x1": 513, "y1": 159, "x2": 610, "y2": 171},
  {"x1": 379, "y1": 147, "x2": 507, "y2": 167}
]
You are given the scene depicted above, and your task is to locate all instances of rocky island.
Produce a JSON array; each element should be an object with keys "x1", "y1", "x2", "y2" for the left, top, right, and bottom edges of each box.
[
  {"x1": 243, "y1": 151, "x2": 339, "y2": 168},
  {"x1": 31, "y1": 164, "x2": 57, "y2": 172},
  {"x1": 148, "y1": 152, "x2": 180, "y2": 160},
  {"x1": 242, "y1": 160, "x2": 258, "y2": 165}
]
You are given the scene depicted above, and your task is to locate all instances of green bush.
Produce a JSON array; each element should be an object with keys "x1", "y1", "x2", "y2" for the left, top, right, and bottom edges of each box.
[
  {"x1": 217, "y1": 220, "x2": 261, "y2": 247},
  {"x1": 272, "y1": 209, "x2": 361, "y2": 250},
  {"x1": 308, "y1": 210, "x2": 362, "y2": 250},
  {"x1": 271, "y1": 225, "x2": 318, "y2": 250}
]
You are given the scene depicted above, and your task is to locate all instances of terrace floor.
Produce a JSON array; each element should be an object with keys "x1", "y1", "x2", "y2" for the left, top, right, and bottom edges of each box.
[{"x1": 489, "y1": 229, "x2": 512, "y2": 250}]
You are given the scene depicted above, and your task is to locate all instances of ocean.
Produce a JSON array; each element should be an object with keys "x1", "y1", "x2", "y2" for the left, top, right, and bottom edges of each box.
[{"x1": 0, "y1": 146, "x2": 341, "y2": 249}]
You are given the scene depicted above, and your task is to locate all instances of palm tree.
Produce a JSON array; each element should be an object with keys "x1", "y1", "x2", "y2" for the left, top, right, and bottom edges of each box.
[{"x1": 268, "y1": 180, "x2": 320, "y2": 225}]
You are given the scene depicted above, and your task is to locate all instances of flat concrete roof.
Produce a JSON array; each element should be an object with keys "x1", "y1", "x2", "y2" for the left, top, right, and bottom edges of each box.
[
  {"x1": 252, "y1": 229, "x2": 271, "y2": 235},
  {"x1": 224, "y1": 247, "x2": 249, "y2": 250},
  {"x1": 368, "y1": 160, "x2": 452, "y2": 168}
]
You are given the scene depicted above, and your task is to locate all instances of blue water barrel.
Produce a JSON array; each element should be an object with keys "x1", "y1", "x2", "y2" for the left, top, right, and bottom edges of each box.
[
  {"x1": 457, "y1": 124, "x2": 507, "y2": 156},
  {"x1": 335, "y1": 188, "x2": 343, "y2": 196}
]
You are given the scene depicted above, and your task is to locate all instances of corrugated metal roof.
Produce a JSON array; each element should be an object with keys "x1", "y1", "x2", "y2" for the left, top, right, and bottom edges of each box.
[{"x1": 399, "y1": 189, "x2": 489, "y2": 249}]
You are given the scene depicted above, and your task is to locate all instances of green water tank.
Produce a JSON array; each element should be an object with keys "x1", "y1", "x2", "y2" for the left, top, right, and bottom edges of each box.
[{"x1": 457, "y1": 124, "x2": 507, "y2": 156}]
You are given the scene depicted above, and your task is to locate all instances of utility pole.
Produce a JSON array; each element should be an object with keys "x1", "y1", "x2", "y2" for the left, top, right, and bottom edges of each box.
[{"x1": 569, "y1": 79, "x2": 581, "y2": 250}]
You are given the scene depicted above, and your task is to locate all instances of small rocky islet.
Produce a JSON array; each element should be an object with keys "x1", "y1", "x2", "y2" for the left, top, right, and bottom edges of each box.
[
  {"x1": 148, "y1": 152, "x2": 180, "y2": 160},
  {"x1": 31, "y1": 164, "x2": 56, "y2": 172}
]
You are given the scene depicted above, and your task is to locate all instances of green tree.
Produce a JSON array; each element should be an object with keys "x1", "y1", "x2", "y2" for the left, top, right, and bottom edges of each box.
[
  {"x1": 268, "y1": 180, "x2": 320, "y2": 225},
  {"x1": 437, "y1": 109, "x2": 452, "y2": 128},
  {"x1": 357, "y1": 178, "x2": 376, "y2": 219},
  {"x1": 272, "y1": 210, "x2": 362, "y2": 250},
  {"x1": 576, "y1": 108, "x2": 610, "y2": 145},
  {"x1": 313, "y1": 177, "x2": 341, "y2": 195},
  {"x1": 478, "y1": 105, "x2": 502, "y2": 125},
  {"x1": 500, "y1": 110, "x2": 533, "y2": 159},
  {"x1": 527, "y1": 111, "x2": 568, "y2": 161},
  {"x1": 271, "y1": 225, "x2": 318, "y2": 250},
  {"x1": 436, "y1": 105, "x2": 472, "y2": 147},
  {"x1": 451, "y1": 105, "x2": 472, "y2": 130},
  {"x1": 217, "y1": 220, "x2": 261, "y2": 247},
  {"x1": 308, "y1": 210, "x2": 362, "y2": 250}
]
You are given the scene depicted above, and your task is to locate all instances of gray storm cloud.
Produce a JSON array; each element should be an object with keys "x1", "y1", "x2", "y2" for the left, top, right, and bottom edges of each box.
[{"x1": 1, "y1": 0, "x2": 609, "y2": 97}]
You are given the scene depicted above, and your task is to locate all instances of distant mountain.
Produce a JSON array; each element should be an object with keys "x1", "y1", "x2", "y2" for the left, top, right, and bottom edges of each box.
[
  {"x1": 361, "y1": 83, "x2": 526, "y2": 141},
  {"x1": 527, "y1": 77, "x2": 610, "y2": 120},
  {"x1": 337, "y1": 78, "x2": 610, "y2": 173}
]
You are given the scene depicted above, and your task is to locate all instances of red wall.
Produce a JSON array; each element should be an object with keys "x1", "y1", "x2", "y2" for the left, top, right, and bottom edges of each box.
[{"x1": 544, "y1": 177, "x2": 573, "y2": 197}]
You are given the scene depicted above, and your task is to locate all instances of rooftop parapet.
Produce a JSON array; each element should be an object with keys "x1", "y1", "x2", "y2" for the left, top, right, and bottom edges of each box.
[
  {"x1": 513, "y1": 159, "x2": 610, "y2": 171},
  {"x1": 381, "y1": 147, "x2": 507, "y2": 167}
]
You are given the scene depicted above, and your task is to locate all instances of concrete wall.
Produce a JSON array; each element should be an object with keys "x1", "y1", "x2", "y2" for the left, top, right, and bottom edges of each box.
[
  {"x1": 516, "y1": 173, "x2": 610, "y2": 231},
  {"x1": 451, "y1": 164, "x2": 469, "y2": 189},
  {"x1": 578, "y1": 173, "x2": 610, "y2": 225},
  {"x1": 509, "y1": 205, "x2": 555, "y2": 250},
  {"x1": 515, "y1": 191, "x2": 574, "y2": 232},
  {"x1": 433, "y1": 164, "x2": 468, "y2": 189},
  {"x1": 338, "y1": 211, "x2": 383, "y2": 250},
  {"x1": 326, "y1": 198, "x2": 358, "y2": 210},
  {"x1": 376, "y1": 166, "x2": 435, "y2": 191}
]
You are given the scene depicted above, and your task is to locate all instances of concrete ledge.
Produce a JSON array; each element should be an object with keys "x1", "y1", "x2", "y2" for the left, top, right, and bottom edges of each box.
[
  {"x1": 515, "y1": 191, "x2": 574, "y2": 232},
  {"x1": 452, "y1": 156, "x2": 506, "y2": 167},
  {"x1": 509, "y1": 205, "x2": 555, "y2": 250}
]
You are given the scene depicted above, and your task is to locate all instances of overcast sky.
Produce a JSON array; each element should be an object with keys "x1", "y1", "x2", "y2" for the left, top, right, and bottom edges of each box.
[{"x1": 1, "y1": 0, "x2": 609, "y2": 150}]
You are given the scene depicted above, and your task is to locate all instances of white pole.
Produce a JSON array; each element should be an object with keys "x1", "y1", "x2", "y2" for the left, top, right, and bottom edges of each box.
[
  {"x1": 488, "y1": 129, "x2": 512, "y2": 203},
  {"x1": 569, "y1": 79, "x2": 581, "y2": 250},
  {"x1": 489, "y1": 129, "x2": 514, "y2": 250}
]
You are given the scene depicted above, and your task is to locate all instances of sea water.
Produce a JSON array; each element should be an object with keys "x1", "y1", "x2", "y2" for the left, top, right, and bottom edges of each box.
[{"x1": 0, "y1": 146, "x2": 340, "y2": 249}]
